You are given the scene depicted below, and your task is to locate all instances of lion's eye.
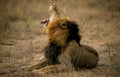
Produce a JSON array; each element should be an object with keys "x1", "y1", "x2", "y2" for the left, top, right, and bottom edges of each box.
[
  {"x1": 61, "y1": 23, "x2": 67, "y2": 29},
  {"x1": 62, "y1": 23, "x2": 66, "y2": 26}
]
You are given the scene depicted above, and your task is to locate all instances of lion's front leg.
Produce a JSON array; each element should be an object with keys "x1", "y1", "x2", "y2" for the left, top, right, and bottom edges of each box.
[
  {"x1": 20, "y1": 56, "x2": 48, "y2": 71},
  {"x1": 33, "y1": 64, "x2": 68, "y2": 74},
  {"x1": 28, "y1": 59, "x2": 48, "y2": 71}
]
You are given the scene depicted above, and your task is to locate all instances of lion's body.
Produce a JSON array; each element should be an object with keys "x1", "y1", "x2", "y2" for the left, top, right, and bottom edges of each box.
[
  {"x1": 44, "y1": 19, "x2": 99, "y2": 71},
  {"x1": 65, "y1": 40, "x2": 98, "y2": 69},
  {"x1": 23, "y1": 5, "x2": 99, "y2": 74}
]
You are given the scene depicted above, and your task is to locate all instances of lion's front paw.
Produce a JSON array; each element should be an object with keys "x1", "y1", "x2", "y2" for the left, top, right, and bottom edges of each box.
[
  {"x1": 32, "y1": 69, "x2": 46, "y2": 75},
  {"x1": 32, "y1": 68, "x2": 53, "y2": 75},
  {"x1": 19, "y1": 65, "x2": 34, "y2": 71}
]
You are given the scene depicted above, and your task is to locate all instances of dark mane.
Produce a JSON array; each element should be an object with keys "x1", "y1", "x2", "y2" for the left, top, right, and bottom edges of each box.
[
  {"x1": 45, "y1": 42, "x2": 62, "y2": 65},
  {"x1": 67, "y1": 21, "x2": 81, "y2": 46}
]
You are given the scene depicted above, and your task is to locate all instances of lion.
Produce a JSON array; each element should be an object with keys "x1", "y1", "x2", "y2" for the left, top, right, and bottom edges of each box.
[{"x1": 23, "y1": 4, "x2": 99, "y2": 74}]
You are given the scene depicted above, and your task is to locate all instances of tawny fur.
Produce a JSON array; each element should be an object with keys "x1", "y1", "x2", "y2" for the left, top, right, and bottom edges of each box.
[{"x1": 46, "y1": 19, "x2": 70, "y2": 46}]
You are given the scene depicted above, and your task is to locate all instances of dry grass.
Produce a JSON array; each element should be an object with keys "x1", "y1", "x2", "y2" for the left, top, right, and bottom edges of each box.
[{"x1": 0, "y1": 0, "x2": 120, "y2": 77}]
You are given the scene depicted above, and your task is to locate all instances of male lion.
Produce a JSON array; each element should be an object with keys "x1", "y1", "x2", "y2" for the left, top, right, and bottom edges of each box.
[{"x1": 23, "y1": 4, "x2": 99, "y2": 74}]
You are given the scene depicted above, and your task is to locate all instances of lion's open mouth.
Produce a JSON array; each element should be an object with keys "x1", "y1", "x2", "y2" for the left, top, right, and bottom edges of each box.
[{"x1": 40, "y1": 18, "x2": 49, "y2": 27}]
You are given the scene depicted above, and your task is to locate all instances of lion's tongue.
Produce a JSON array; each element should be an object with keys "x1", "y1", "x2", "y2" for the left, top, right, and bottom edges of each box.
[{"x1": 40, "y1": 18, "x2": 49, "y2": 25}]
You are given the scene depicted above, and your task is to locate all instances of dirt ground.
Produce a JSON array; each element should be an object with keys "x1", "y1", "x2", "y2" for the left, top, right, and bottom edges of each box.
[{"x1": 0, "y1": 0, "x2": 120, "y2": 77}]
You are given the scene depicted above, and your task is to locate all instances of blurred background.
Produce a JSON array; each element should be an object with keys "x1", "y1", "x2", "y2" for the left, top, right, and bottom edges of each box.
[{"x1": 0, "y1": 0, "x2": 120, "y2": 77}]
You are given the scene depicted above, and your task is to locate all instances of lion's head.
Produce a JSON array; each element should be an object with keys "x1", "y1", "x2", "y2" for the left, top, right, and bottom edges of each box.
[
  {"x1": 46, "y1": 18, "x2": 80, "y2": 46},
  {"x1": 41, "y1": 4, "x2": 81, "y2": 46}
]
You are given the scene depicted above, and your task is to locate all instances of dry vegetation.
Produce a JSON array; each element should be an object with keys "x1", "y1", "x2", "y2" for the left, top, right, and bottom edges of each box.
[{"x1": 0, "y1": 0, "x2": 120, "y2": 77}]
